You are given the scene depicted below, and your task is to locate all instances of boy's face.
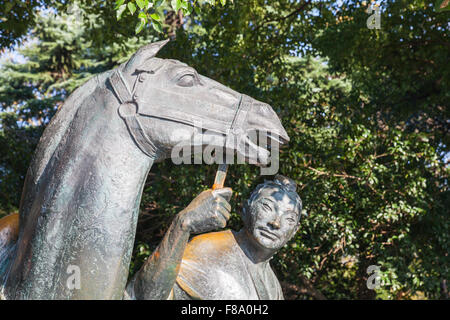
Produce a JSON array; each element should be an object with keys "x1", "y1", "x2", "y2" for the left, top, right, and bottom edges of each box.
[{"x1": 245, "y1": 186, "x2": 300, "y2": 250}]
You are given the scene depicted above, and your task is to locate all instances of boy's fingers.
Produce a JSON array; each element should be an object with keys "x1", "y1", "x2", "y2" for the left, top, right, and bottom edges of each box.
[
  {"x1": 212, "y1": 187, "x2": 232, "y2": 202},
  {"x1": 216, "y1": 205, "x2": 231, "y2": 221}
]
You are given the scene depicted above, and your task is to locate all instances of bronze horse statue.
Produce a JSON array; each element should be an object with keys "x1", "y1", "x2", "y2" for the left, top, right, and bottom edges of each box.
[{"x1": 0, "y1": 40, "x2": 289, "y2": 299}]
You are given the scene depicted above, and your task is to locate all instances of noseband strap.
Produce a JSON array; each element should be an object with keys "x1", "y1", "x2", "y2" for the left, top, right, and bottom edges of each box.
[
  {"x1": 226, "y1": 94, "x2": 251, "y2": 149},
  {"x1": 108, "y1": 68, "x2": 252, "y2": 159}
]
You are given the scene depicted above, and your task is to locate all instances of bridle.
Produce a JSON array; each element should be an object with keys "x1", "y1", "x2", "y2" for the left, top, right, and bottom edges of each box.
[{"x1": 108, "y1": 67, "x2": 253, "y2": 160}]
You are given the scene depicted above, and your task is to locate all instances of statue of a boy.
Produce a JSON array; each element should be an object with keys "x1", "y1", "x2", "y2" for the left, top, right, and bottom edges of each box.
[{"x1": 125, "y1": 175, "x2": 302, "y2": 300}]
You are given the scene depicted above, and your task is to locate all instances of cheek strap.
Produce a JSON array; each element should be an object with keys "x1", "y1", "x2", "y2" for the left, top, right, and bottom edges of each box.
[{"x1": 109, "y1": 69, "x2": 158, "y2": 159}]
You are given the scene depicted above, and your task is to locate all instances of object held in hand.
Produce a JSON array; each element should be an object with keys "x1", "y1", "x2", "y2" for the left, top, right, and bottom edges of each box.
[{"x1": 212, "y1": 164, "x2": 228, "y2": 190}]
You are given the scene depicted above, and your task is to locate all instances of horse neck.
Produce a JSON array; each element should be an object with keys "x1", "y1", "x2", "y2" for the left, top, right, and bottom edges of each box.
[
  {"x1": 5, "y1": 82, "x2": 156, "y2": 299},
  {"x1": 50, "y1": 85, "x2": 157, "y2": 225},
  {"x1": 33, "y1": 80, "x2": 155, "y2": 219}
]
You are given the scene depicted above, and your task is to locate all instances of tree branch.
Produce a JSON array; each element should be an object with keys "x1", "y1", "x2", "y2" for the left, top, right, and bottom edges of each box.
[{"x1": 254, "y1": 1, "x2": 311, "y2": 31}]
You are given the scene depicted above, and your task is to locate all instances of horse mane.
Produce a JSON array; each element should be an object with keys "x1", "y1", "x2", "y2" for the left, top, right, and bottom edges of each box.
[
  {"x1": 26, "y1": 70, "x2": 113, "y2": 185},
  {"x1": 17, "y1": 70, "x2": 114, "y2": 220}
]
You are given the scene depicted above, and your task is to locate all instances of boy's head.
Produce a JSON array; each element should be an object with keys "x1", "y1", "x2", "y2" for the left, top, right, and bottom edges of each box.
[{"x1": 242, "y1": 175, "x2": 302, "y2": 250}]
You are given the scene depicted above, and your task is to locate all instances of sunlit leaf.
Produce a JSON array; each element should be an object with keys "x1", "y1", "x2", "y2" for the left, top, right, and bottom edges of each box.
[
  {"x1": 116, "y1": 4, "x2": 127, "y2": 20},
  {"x1": 135, "y1": 18, "x2": 146, "y2": 33},
  {"x1": 136, "y1": 0, "x2": 146, "y2": 10},
  {"x1": 138, "y1": 11, "x2": 148, "y2": 22},
  {"x1": 152, "y1": 20, "x2": 163, "y2": 33},
  {"x1": 114, "y1": 0, "x2": 125, "y2": 10},
  {"x1": 128, "y1": 2, "x2": 136, "y2": 15},
  {"x1": 150, "y1": 12, "x2": 161, "y2": 21}
]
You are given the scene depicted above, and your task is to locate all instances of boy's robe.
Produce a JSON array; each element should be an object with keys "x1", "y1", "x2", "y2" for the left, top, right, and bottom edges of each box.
[{"x1": 174, "y1": 230, "x2": 283, "y2": 300}]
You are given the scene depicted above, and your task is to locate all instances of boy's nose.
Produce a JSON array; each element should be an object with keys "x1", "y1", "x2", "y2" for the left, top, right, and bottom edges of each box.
[{"x1": 268, "y1": 217, "x2": 281, "y2": 230}]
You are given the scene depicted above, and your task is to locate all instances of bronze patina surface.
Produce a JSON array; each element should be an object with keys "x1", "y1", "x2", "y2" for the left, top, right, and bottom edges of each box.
[
  {"x1": 0, "y1": 40, "x2": 289, "y2": 300},
  {"x1": 126, "y1": 175, "x2": 302, "y2": 300}
]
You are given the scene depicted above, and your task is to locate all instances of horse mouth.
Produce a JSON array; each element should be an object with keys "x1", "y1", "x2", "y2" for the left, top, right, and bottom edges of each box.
[
  {"x1": 266, "y1": 131, "x2": 290, "y2": 146},
  {"x1": 240, "y1": 130, "x2": 289, "y2": 167}
]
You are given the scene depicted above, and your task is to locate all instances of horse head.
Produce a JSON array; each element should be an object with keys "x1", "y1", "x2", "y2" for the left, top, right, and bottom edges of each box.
[{"x1": 110, "y1": 39, "x2": 289, "y2": 165}]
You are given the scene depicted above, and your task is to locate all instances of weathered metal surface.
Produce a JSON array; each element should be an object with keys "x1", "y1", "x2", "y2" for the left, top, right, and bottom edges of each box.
[
  {"x1": 127, "y1": 175, "x2": 302, "y2": 300},
  {"x1": 0, "y1": 40, "x2": 289, "y2": 300}
]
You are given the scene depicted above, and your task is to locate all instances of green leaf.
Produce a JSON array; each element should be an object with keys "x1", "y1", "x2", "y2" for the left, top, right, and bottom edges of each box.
[
  {"x1": 114, "y1": 0, "x2": 125, "y2": 10},
  {"x1": 220, "y1": 0, "x2": 226, "y2": 5},
  {"x1": 128, "y1": 2, "x2": 137, "y2": 15},
  {"x1": 154, "y1": 0, "x2": 165, "y2": 8},
  {"x1": 171, "y1": 0, "x2": 182, "y2": 12},
  {"x1": 136, "y1": 0, "x2": 146, "y2": 10},
  {"x1": 116, "y1": 4, "x2": 127, "y2": 20},
  {"x1": 187, "y1": 1, "x2": 194, "y2": 15},
  {"x1": 138, "y1": 11, "x2": 148, "y2": 22},
  {"x1": 150, "y1": 12, "x2": 162, "y2": 21},
  {"x1": 4, "y1": 2, "x2": 15, "y2": 12},
  {"x1": 152, "y1": 20, "x2": 163, "y2": 33},
  {"x1": 135, "y1": 18, "x2": 146, "y2": 34},
  {"x1": 182, "y1": 2, "x2": 193, "y2": 16}
]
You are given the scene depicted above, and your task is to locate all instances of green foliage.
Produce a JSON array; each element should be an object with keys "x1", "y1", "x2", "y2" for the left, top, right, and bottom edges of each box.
[
  {"x1": 114, "y1": 0, "x2": 232, "y2": 34},
  {"x1": 0, "y1": 0, "x2": 44, "y2": 49},
  {"x1": 1, "y1": 0, "x2": 448, "y2": 299}
]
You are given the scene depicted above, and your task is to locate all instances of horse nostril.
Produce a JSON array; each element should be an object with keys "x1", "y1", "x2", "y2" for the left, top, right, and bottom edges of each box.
[{"x1": 253, "y1": 102, "x2": 272, "y2": 115}]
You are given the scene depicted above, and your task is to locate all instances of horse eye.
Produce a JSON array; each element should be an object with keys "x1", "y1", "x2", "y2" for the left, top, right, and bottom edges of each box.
[{"x1": 177, "y1": 74, "x2": 196, "y2": 87}]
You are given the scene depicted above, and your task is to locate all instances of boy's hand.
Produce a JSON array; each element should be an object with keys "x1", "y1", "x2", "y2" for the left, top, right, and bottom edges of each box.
[{"x1": 179, "y1": 188, "x2": 232, "y2": 234}]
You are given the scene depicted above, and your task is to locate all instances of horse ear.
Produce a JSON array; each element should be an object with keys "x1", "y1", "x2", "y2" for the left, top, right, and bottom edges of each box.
[{"x1": 124, "y1": 39, "x2": 170, "y2": 73}]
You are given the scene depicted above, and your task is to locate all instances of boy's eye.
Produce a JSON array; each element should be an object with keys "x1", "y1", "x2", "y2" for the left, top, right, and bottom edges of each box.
[
  {"x1": 285, "y1": 215, "x2": 296, "y2": 224},
  {"x1": 261, "y1": 202, "x2": 271, "y2": 211}
]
